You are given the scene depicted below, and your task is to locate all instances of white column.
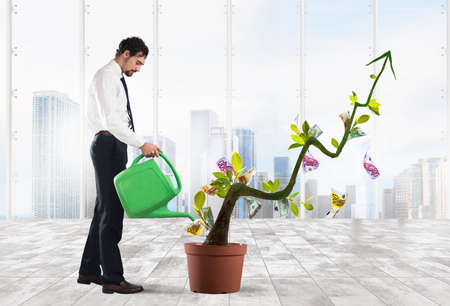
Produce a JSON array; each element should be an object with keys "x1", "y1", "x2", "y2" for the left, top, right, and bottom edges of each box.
[
  {"x1": 371, "y1": 0, "x2": 379, "y2": 219},
  {"x1": 226, "y1": 0, "x2": 233, "y2": 158},
  {"x1": 447, "y1": 0, "x2": 450, "y2": 218},
  {"x1": 153, "y1": 0, "x2": 159, "y2": 146},
  {"x1": 299, "y1": 0, "x2": 306, "y2": 219},
  {"x1": 79, "y1": 0, "x2": 87, "y2": 219},
  {"x1": 6, "y1": 0, "x2": 13, "y2": 219}
]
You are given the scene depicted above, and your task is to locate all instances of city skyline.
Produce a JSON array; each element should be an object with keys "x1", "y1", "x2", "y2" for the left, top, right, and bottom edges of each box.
[{"x1": 1, "y1": 89, "x2": 447, "y2": 220}]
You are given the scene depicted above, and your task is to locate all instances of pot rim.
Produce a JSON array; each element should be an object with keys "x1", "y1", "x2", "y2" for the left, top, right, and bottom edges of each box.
[{"x1": 184, "y1": 242, "x2": 247, "y2": 256}]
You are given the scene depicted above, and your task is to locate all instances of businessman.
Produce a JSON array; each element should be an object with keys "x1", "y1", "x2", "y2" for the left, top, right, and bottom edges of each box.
[{"x1": 78, "y1": 37, "x2": 162, "y2": 294}]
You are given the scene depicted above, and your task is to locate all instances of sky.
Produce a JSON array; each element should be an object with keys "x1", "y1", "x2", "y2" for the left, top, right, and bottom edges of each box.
[{"x1": 0, "y1": 0, "x2": 447, "y2": 217}]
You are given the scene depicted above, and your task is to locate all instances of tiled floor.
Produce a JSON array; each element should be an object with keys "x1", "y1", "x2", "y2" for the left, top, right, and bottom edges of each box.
[{"x1": 1, "y1": 218, "x2": 450, "y2": 305}]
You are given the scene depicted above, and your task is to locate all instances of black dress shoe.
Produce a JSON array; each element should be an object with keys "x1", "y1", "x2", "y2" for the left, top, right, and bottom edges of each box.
[
  {"x1": 102, "y1": 279, "x2": 144, "y2": 294},
  {"x1": 77, "y1": 274, "x2": 104, "y2": 285}
]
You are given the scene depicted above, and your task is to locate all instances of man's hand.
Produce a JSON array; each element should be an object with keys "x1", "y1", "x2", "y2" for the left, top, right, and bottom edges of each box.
[{"x1": 140, "y1": 142, "x2": 163, "y2": 158}]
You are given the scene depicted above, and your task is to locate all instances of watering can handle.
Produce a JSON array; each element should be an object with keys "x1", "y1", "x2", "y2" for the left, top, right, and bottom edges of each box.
[{"x1": 131, "y1": 153, "x2": 182, "y2": 194}]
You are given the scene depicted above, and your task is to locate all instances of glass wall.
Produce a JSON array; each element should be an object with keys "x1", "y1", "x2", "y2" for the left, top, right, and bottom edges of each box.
[
  {"x1": 378, "y1": 0, "x2": 447, "y2": 219},
  {"x1": 0, "y1": 0, "x2": 8, "y2": 218},
  {"x1": 232, "y1": 0, "x2": 300, "y2": 219},
  {"x1": 159, "y1": 0, "x2": 227, "y2": 216},
  {"x1": 84, "y1": 0, "x2": 154, "y2": 217},
  {"x1": 10, "y1": 0, "x2": 82, "y2": 218},
  {"x1": 1, "y1": 0, "x2": 448, "y2": 219},
  {"x1": 304, "y1": 0, "x2": 373, "y2": 219}
]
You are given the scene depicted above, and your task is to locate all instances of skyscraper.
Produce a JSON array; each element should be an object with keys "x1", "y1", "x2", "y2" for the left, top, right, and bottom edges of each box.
[
  {"x1": 383, "y1": 188, "x2": 394, "y2": 218},
  {"x1": 393, "y1": 169, "x2": 411, "y2": 219},
  {"x1": 305, "y1": 179, "x2": 318, "y2": 218},
  {"x1": 335, "y1": 184, "x2": 354, "y2": 219},
  {"x1": 190, "y1": 110, "x2": 219, "y2": 216},
  {"x1": 32, "y1": 91, "x2": 80, "y2": 218},
  {"x1": 254, "y1": 171, "x2": 272, "y2": 218},
  {"x1": 435, "y1": 157, "x2": 448, "y2": 218},
  {"x1": 317, "y1": 195, "x2": 330, "y2": 218},
  {"x1": 233, "y1": 128, "x2": 256, "y2": 219},
  {"x1": 273, "y1": 156, "x2": 295, "y2": 218}
]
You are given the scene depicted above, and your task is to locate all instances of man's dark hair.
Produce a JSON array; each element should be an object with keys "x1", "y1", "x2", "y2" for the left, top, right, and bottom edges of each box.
[{"x1": 115, "y1": 37, "x2": 149, "y2": 58}]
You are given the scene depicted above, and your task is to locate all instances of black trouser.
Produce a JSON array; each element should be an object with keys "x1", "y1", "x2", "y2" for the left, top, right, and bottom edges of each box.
[{"x1": 79, "y1": 133, "x2": 128, "y2": 285}]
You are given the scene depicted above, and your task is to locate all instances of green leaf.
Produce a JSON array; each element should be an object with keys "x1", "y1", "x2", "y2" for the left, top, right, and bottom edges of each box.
[
  {"x1": 370, "y1": 74, "x2": 376, "y2": 79},
  {"x1": 290, "y1": 134, "x2": 305, "y2": 145},
  {"x1": 216, "y1": 189, "x2": 227, "y2": 198},
  {"x1": 331, "y1": 138, "x2": 339, "y2": 149},
  {"x1": 268, "y1": 180, "x2": 274, "y2": 186},
  {"x1": 272, "y1": 178, "x2": 280, "y2": 192},
  {"x1": 305, "y1": 196, "x2": 313, "y2": 202},
  {"x1": 194, "y1": 191, "x2": 206, "y2": 210},
  {"x1": 289, "y1": 192, "x2": 299, "y2": 199},
  {"x1": 302, "y1": 120, "x2": 310, "y2": 134},
  {"x1": 357, "y1": 114, "x2": 370, "y2": 124},
  {"x1": 226, "y1": 169, "x2": 233, "y2": 181},
  {"x1": 291, "y1": 202, "x2": 299, "y2": 217},
  {"x1": 349, "y1": 93, "x2": 357, "y2": 103},
  {"x1": 288, "y1": 143, "x2": 302, "y2": 150},
  {"x1": 387, "y1": 52, "x2": 397, "y2": 80},
  {"x1": 369, "y1": 104, "x2": 380, "y2": 116},
  {"x1": 213, "y1": 171, "x2": 228, "y2": 180},
  {"x1": 193, "y1": 206, "x2": 202, "y2": 218},
  {"x1": 215, "y1": 178, "x2": 230, "y2": 185},
  {"x1": 262, "y1": 181, "x2": 271, "y2": 192},
  {"x1": 231, "y1": 152, "x2": 243, "y2": 173},
  {"x1": 290, "y1": 124, "x2": 300, "y2": 134},
  {"x1": 203, "y1": 207, "x2": 210, "y2": 221},
  {"x1": 304, "y1": 203, "x2": 314, "y2": 211}
]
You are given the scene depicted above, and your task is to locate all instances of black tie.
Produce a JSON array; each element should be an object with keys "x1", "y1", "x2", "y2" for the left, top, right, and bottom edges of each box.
[{"x1": 120, "y1": 76, "x2": 135, "y2": 132}]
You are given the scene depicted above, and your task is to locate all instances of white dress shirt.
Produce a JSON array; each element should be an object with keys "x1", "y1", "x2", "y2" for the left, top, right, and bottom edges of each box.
[{"x1": 86, "y1": 59, "x2": 146, "y2": 148}]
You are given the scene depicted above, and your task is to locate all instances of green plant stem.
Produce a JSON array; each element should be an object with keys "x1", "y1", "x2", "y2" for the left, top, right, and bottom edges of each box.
[{"x1": 203, "y1": 52, "x2": 393, "y2": 246}]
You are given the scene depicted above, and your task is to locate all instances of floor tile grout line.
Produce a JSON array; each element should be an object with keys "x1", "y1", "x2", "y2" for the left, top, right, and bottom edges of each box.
[
  {"x1": 247, "y1": 219, "x2": 285, "y2": 306},
  {"x1": 298, "y1": 221, "x2": 439, "y2": 306},
  {"x1": 267, "y1": 220, "x2": 336, "y2": 306},
  {"x1": 300, "y1": 221, "x2": 393, "y2": 306},
  {"x1": 387, "y1": 276, "x2": 443, "y2": 306},
  {"x1": 16, "y1": 276, "x2": 66, "y2": 306}
]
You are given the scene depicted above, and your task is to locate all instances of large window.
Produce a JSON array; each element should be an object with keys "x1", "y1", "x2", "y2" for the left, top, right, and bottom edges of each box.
[
  {"x1": 232, "y1": 0, "x2": 300, "y2": 219},
  {"x1": 304, "y1": 1, "x2": 373, "y2": 219},
  {"x1": 1, "y1": 0, "x2": 448, "y2": 219},
  {"x1": 84, "y1": 0, "x2": 154, "y2": 217},
  {"x1": 378, "y1": 0, "x2": 447, "y2": 219},
  {"x1": 9, "y1": 0, "x2": 82, "y2": 218},
  {"x1": 158, "y1": 0, "x2": 227, "y2": 216}
]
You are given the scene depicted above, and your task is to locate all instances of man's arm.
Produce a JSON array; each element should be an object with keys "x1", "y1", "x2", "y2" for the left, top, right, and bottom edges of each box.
[{"x1": 95, "y1": 72, "x2": 146, "y2": 148}]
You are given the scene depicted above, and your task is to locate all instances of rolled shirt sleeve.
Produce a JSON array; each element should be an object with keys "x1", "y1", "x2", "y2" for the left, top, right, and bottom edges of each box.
[{"x1": 95, "y1": 72, "x2": 146, "y2": 148}]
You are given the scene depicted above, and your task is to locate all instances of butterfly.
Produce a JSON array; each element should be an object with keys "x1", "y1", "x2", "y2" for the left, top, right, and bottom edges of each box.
[
  {"x1": 363, "y1": 152, "x2": 380, "y2": 179},
  {"x1": 326, "y1": 188, "x2": 348, "y2": 218},
  {"x1": 302, "y1": 150, "x2": 319, "y2": 173}
]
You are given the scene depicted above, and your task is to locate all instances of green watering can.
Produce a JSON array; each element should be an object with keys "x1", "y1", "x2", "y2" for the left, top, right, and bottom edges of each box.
[{"x1": 114, "y1": 153, "x2": 195, "y2": 221}]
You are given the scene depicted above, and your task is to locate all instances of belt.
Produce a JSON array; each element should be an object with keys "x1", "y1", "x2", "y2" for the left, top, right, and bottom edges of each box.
[{"x1": 96, "y1": 130, "x2": 113, "y2": 136}]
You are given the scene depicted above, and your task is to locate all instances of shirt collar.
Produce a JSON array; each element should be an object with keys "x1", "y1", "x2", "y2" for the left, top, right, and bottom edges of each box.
[{"x1": 109, "y1": 59, "x2": 124, "y2": 78}]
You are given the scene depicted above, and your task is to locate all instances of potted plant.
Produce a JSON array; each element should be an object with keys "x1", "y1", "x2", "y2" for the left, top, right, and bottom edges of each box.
[{"x1": 184, "y1": 51, "x2": 396, "y2": 294}]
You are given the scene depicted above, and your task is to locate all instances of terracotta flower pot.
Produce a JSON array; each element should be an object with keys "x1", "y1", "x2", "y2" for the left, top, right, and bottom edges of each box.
[{"x1": 184, "y1": 242, "x2": 247, "y2": 294}]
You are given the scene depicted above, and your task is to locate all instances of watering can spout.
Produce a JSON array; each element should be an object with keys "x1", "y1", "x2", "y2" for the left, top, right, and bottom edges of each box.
[{"x1": 146, "y1": 205, "x2": 195, "y2": 221}]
